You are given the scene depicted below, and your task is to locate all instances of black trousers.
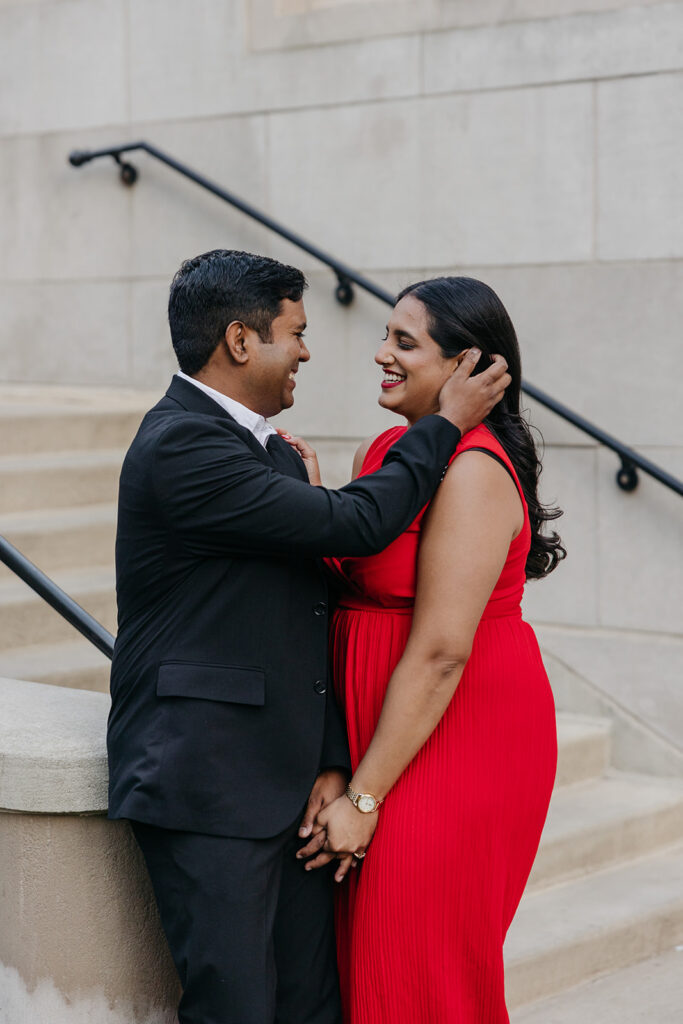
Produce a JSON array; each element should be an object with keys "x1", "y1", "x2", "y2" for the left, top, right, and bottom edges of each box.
[{"x1": 131, "y1": 818, "x2": 342, "y2": 1024}]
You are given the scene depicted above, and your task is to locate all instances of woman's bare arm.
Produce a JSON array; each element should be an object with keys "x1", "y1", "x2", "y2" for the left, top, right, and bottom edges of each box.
[{"x1": 313, "y1": 451, "x2": 524, "y2": 874}]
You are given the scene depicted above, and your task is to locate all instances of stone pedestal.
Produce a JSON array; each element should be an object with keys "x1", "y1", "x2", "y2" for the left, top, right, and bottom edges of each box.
[{"x1": 0, "y1": 678, "x2": 180, "y2": 1024}]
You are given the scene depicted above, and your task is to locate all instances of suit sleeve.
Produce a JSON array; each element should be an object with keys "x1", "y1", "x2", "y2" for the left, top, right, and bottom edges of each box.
[
  {"x1": 318, "y1": 687, "x2": 352, "y2": 775},
  {"x1": 152, "y1": 414, "x2": 461, "y2": 558}
]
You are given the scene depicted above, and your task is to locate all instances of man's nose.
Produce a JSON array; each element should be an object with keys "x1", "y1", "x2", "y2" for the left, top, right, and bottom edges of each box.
[{"x1": 299, "y1": 340, "x2": 311, "y2": 362}]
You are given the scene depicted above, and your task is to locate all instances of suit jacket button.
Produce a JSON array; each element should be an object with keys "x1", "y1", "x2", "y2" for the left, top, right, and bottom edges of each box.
[
  {"x1": 314, "y1": 679, "x2": 327, "y2": 694},
  {"x1": 313, "y1": 602, "x2": 327, "y2": 616}
]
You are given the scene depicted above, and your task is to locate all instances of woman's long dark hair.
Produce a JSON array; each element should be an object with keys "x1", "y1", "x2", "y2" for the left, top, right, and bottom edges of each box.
[{"x1": 397, "y1": 276, "x2": 565, "y2": 580}]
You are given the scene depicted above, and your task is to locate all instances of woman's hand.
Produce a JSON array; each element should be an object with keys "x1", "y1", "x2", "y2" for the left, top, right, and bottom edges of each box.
[
  {"x1": 276, "y1": 428, "x2": 322, "y2": 486},
  {"x1": 314, "y1": 795, "x2": 379, "y2": 882}
]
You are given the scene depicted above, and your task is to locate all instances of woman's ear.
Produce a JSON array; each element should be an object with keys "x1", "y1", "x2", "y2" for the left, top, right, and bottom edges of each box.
[{"x1": 453, "y1": 349, "x2": 470, "y2": 369}]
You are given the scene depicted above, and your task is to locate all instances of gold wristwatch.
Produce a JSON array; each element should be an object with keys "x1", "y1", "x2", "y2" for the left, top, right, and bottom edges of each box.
[{"x1": 346, "y1": 784, "x2": 383, "y2": 814}]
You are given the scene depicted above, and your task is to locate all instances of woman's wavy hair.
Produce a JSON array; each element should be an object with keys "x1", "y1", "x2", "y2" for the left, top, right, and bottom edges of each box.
[{"x1": 396, "y1": 276, "x2": 566, "y2": 580}]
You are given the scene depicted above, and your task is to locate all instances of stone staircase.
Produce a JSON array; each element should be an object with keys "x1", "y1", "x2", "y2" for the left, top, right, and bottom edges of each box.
[
  {"x1": 1, "y1": 386, "x2": 682, "y2": 1020},
  {"x1": 0, "y1": 386, "x2": 151, "y2": 691},
  {"x1": 508, "y1": 714, "x2": 683, "y2": 1020}
]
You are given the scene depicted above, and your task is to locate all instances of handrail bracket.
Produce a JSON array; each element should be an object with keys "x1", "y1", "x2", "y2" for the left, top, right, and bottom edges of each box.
[
  {"x1": 112, "y1": 153, "x2": 138, "y2": 187},
  {"x1": 616, "y1": 458, "x2": 639, "y2": 492},
  {"x1": 334, "y1": 274, "x2": 354, "y2": 307}
]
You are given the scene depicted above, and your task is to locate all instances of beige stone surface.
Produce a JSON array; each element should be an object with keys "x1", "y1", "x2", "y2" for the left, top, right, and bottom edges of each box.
[
  {"x1": 128, "y1": 117, "x2": 271, "y2": 279},
  {"x1": 597, "y1": 447, "x2": 683, "y2": 634},
  {"x1": 0, "y1": 282, "x2": 131, "y2": 386},
  {"x1": 129, "y1": 0, "x2": 420, "y2": 122},
  {"x1": 504, "y1": 843, "x2": 683, "y2": 1008},
  {"x1": 267, "y1": 84, "x2": 594, "y2": 271},
  {"x1": 250, "y1": 0, "x2": 676, "y2": 51},
  {"x1": 0, "y1": 677, "x2": 109, "y2": 812},
  {"x1": 0, "y1": 1, "x2": 126, "y2": 137},
  {"x1": 424, "y1": 3, "x2": 683, "y2": 94},
  {"x1": 512, "y1": 950, "x2": 683, "y2": 1024},
  {"x1": 598, "y1": 71, "x2": 683, "y2": 260},
  {"x1": 539, "y1": 625, "x2": 683, "y2": 752},
  {"x1": 0, "y1": 813, "x2": 179, "y2": 1023},
  {"x1": 522, "y1": 446, "x2": 600, "y2": 628}
]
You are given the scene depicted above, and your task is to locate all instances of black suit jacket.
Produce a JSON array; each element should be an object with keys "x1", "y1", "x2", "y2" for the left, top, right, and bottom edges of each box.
[{"x1": 107, "y1": 375, "x2": 461, "y2": 838}]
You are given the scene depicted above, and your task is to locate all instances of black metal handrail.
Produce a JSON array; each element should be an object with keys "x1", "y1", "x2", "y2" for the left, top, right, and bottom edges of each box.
[
  {"x1": 68, "y1": 140, "x2": 683, "y2": 499},
  {"x1": 0, "y1": 536, "x2": 115, "y2": 659}
]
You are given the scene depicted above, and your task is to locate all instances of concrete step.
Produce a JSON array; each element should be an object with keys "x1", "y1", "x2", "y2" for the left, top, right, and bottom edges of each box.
[
  {"x1": 555, "y1": 713, "x2": 611, "y2": 787},
  {"x1": 0, "y1": 567, "x2": 116, "y2": 650},
  {"x1": 504, "y1": 844, "x2": 683, "y2": 1009},
  {"x1": 511, "y1": 949, "x2": 683, "y2": 1023},
  {"x1": 0, "y1": 384, "x2": 150, "y2": 455},
  {"x1": 0, "y1": 504, "x2": 116, "y2": 578},
  {"x1": 0, "y1": 640, "x2": 111, "y2": 693},
  {"x1": 529, "y1": 774, "x2": 683, "y2": 890},
  {"x1": 0, "y1": 450, "x2": 124, "y2": 514}
]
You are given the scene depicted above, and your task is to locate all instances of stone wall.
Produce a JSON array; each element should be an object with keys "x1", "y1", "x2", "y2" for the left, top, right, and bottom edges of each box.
[
  {"x1": 0, "y1": 678, "x2": 178, "y2": 1024},
  {"x1": 0, "y1": 0, "x2": 681, "y2": 635}
]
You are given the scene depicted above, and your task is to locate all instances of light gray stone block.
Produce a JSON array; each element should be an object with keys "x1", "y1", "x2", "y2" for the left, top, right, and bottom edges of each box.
[
  {"x1": 598, "y1": 72, "x2": 683, "y2": 260},
  {"x1": 424, "y1": 3, "x2": 683, "y2": 94},
  {"x1": 0, "y1": 128, "x2": 133, "y2": 283},
  {"x1": 0, "y1": 676, "x2": 109, "y2": 813},
  {"x1": 268, "y1": 86, "x2": 594, "y2": 271},
  {"x1": 417, "y1": 85, "x2": 594, "y2": 267},
  {"x1": 129, "y1": 0, "x2": 420, "y2": 122},
  {"x1": 0, "y1": 282, "x2": 131, "y2": 386},
  {"x1": 128, "y1": 116, "x2": 271, "y2": 279},
  {"x1": 130, "y1": 279, "x2": 177, "y2": 390},
  {"x1": 267, "y1": 100, "x2": 423, "y2": 271},
  {"x1": 522, "y1": 446, "x2": 599, "y2": 628},
  {"x1": 249, "y1": 0, "x2": 674, "y2": 51},
  {"x1": 597, "y1": 446, "x2": 683, "y2": 634},
  {"x1": 0, "y1": 0, "x2": 126, "y2": 137},
  {"x1": 538, "y1": 624, "x2": 683, "y2": 752},
  {"x1": 420, "y1": 260, "x2": 683, "y2": 447}
]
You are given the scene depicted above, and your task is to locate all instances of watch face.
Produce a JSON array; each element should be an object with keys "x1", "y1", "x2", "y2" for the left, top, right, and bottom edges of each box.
[{"x1": 358, "y1": 795, "x2": 376, "y2": 813}]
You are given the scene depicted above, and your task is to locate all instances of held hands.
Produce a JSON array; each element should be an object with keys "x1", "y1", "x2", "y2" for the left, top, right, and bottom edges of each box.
[
  {"x1": 298, "y1": 767, "x2": 348, "y2": 851},
  {"x1": 298, "y1": 792, "x2": 379, "y2": 883},
  {"x1": 276, "y1": 428, "x2": 322, "y2": 486},
  {"x1": 437, "y1": 349, "x2": 511, "y2": 436}
]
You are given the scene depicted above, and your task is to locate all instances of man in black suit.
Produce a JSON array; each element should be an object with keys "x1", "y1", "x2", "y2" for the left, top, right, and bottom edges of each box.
[{"x1": 107, "y1": 249, "x2": 509, "y2": 1024}]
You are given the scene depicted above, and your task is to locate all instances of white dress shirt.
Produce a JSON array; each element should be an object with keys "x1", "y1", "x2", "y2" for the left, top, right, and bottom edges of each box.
[{"x1": 176, "y1": 371, "x2": 277, "y2": 449}]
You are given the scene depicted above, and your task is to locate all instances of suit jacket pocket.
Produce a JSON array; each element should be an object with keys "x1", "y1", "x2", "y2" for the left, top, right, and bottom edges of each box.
[{"x1": 156, "y1": 661, "x2": 265, "y2": 706}]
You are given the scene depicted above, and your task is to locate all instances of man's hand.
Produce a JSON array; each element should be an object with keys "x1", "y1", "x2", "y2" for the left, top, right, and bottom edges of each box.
[
  {"x1": 298, "y1": 769, "x2": 348, "y2": 848},
  {"x1": 437, "y1": 349, "x2": 511, "y2": 435}
]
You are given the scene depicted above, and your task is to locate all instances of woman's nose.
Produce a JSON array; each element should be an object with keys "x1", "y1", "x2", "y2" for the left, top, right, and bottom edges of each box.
[{"x1": 375, "y1": 341, "x2": 391, "y2": 366}]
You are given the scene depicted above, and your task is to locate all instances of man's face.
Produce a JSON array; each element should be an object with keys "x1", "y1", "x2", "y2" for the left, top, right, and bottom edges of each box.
[{"x1": 246, "y1": 298, "x2": 310, "y2": 418}]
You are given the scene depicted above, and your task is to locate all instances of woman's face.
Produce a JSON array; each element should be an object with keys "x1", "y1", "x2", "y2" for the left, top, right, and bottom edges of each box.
[{"x1": 375, "y1": 294, "x2": 463, "y2": 424}]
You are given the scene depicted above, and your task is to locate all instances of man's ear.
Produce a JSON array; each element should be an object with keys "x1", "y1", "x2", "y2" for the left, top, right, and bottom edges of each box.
[{"x1": 225, "y1": 321, "x2": 249, "y2": 364}]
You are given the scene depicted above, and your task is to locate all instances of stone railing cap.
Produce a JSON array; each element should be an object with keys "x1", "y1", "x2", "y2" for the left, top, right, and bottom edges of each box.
[{"x1": 0, "y1": 677, "x2": 110, "y2": 814}]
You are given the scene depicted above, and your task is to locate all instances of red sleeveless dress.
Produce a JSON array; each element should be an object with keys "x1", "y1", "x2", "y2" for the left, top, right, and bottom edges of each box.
[{"x1": 327, "y1": 423, "x2": 557, "y2": 1024}]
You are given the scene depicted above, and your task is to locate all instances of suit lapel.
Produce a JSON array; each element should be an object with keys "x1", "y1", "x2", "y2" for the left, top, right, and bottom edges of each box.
[{"x1": 164, "y1": 376, "x2": 272, "y2": 466}]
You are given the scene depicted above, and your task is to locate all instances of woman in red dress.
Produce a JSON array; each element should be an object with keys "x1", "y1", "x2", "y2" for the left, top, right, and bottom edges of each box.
[{"x1": 291, "y1": 277, "x2": 565, "y2": 1023}]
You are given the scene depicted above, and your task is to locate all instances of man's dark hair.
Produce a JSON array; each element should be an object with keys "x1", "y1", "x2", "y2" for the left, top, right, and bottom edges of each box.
[{"x1": 168, "y1": 250, "x2": 307, "y2": 375}]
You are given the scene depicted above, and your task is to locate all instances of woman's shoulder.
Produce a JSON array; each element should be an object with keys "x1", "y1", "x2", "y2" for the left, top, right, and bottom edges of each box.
[
  {"x1": 454, "y1": 423, "x2": 509, "y2": 463},
  {"x1": 354, "y1": 426, "x2": 408, "y2": 476}
]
